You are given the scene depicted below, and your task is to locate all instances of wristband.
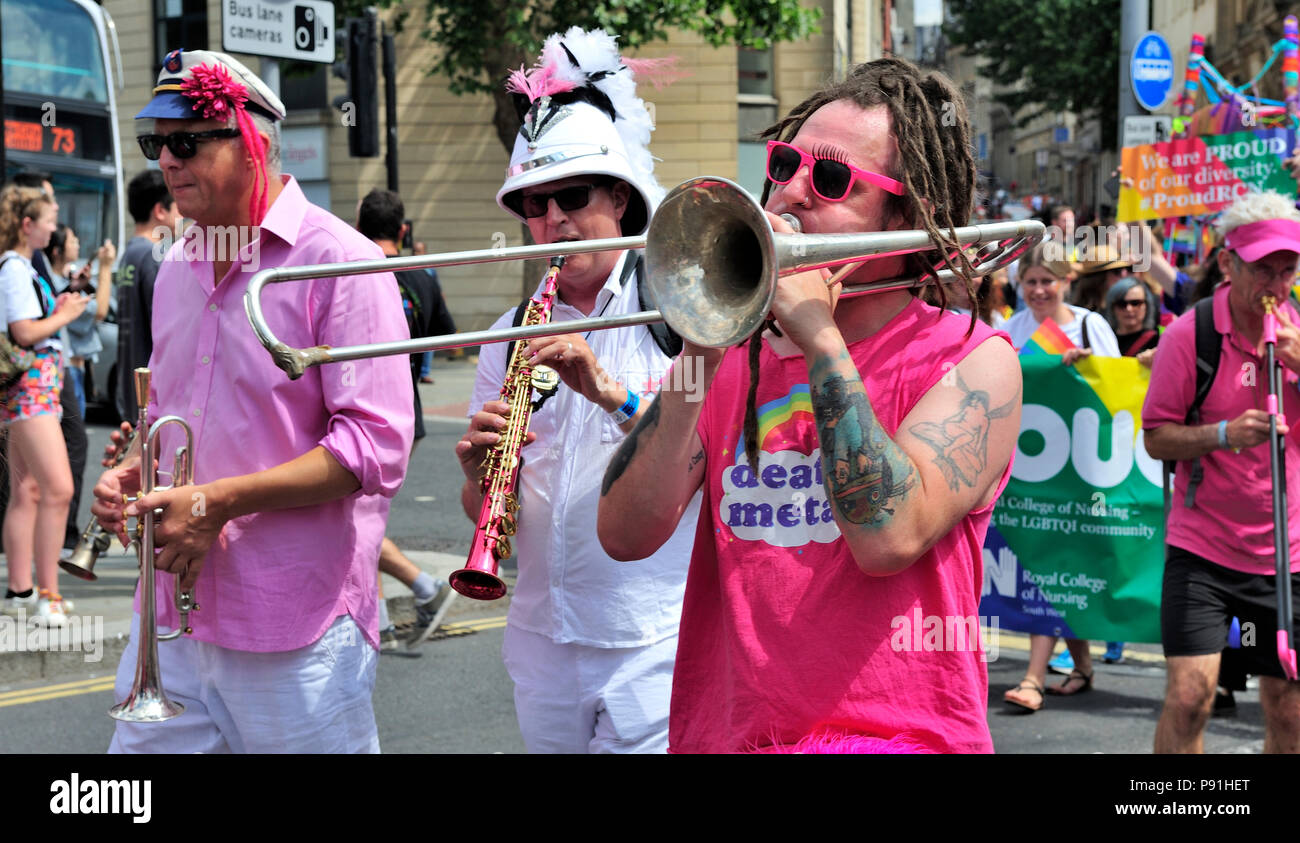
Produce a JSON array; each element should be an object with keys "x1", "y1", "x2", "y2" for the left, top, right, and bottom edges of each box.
[
  {"x1": 1217, "y1": 419, "x2": 1229, "y2": 450},
  {"x1": 609, "y1": 389, "x2": 639, "y2": 424}
]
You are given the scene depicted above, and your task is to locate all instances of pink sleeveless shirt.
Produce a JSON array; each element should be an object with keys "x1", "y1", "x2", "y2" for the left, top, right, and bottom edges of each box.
[{"x1": 669, "y1": 299, "x2": 1010, "y2": 753}]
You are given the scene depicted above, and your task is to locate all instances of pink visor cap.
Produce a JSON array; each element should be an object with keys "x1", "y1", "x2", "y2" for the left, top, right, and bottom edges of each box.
[{"x1": 1224, "y1": 218, "x2": 1300, "y2": 263}]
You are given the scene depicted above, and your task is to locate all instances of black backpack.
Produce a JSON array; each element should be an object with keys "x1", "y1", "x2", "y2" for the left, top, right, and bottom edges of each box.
[{"x1": 1163, "y1": 296, "x2": 1221, "y2": 513}]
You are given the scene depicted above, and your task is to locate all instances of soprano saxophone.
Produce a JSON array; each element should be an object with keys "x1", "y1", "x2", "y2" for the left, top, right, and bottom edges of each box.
[{"x1": 451, "y1": 257, "x2": 565, "y2": 600}]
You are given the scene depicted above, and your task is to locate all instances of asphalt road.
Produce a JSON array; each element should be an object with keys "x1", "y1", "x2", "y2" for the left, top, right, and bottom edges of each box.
[{"x1": 0, "y1": 361, "x2": 1276, "y2": 755}]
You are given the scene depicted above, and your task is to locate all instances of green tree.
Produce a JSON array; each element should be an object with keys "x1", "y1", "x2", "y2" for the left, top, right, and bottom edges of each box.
[
  {"x1": 339, "y1": 0, "x2": 822, "y2": 151},
  {"x1": 945, "y1": 0, "x2": 1119, "y2": 151}
]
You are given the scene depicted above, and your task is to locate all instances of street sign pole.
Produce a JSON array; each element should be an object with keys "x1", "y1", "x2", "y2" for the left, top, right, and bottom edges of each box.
[{"x1": 1118, "y1": 0, "x2": 1147, "y2": 152}]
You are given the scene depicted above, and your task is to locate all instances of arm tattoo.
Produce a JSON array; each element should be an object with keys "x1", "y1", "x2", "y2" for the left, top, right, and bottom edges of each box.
[
  {"x1": 809, "y1": 359, "x2": 915, "y2": 525},
  {"x1": 909, "y1": 368, "x2": 1019, "y2": 491},
  {"x1": 688, "y1": 448, "x2": 705, "y2": 473},
  {"x1": 601, "y1": 395, "x2": 662, "y2": 497}
]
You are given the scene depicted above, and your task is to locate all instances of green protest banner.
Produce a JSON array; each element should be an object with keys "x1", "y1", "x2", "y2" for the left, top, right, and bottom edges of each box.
[{"x1": 980, "y1": 355, "x2": 1165, "y2": 641}]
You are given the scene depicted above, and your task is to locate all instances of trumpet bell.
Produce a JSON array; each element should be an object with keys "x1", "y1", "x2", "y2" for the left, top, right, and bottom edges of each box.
[
  {"x1": 645, "y1": 177, "x2": 776, "y2": 348},
  {"x1": 59, "y1": 524, "x2": 112, "y2": 582},
  {"x1": 109, "y1": 686, "x2": 186, "y2": 722}
]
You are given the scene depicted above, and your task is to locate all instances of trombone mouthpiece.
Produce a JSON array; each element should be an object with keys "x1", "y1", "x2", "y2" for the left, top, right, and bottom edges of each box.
[
  {"x1": 133, "y1": 368, "x2": 151, "y2": 408},
  {"x1": 780, "y1": 213, "x2": 802, "y2": 233},
  {"x1": 1263, "y1": 295, "x2": 1277, "y2": 314}
]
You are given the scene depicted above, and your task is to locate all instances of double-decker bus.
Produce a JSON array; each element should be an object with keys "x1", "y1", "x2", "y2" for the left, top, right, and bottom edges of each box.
[{"x1": 3, "y1": 0, "x2": 125, "y2": 250}]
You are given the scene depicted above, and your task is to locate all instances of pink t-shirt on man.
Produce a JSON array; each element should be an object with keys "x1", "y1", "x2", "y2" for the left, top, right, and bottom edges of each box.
[
  {"x1": 1142, "y1": 284, "x2": 1300, "y2": 575},
  {"x1": 670, "y1": 300, "x2": 1009, "y2": 753}
]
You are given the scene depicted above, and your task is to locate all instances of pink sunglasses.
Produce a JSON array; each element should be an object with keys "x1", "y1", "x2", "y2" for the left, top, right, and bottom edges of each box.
[{"x1": 766, "y1": 140, "x2": 905, "y2": 201}]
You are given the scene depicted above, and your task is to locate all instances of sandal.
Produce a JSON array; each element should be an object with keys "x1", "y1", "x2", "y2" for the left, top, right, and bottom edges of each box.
[
  {"x1": 1046, "y1": 668, "x2": 1093, "y2": 696},
  {"x1": 1003, "y1": 679, "x2": 1044, "y2": 712}
]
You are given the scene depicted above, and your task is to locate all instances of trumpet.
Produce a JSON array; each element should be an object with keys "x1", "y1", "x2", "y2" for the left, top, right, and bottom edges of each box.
[
  {"x1": 109, "y1": 368, "x2": 199, "y2": 723},
  {"x1": 244, "y1": 177, "x2": 1043, "y2": 376}
]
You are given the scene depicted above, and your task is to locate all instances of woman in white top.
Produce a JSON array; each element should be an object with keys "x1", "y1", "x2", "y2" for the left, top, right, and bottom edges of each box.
[
  {"x1": 0, "y1": 185, "x2": 89, "y2": 627},
  {"x1": 1000, "y1": 242, "x2": 1119, "y2": 712},
  {"x1": 1002, "y1": 255, "x2": 1120, "y2": 360}
]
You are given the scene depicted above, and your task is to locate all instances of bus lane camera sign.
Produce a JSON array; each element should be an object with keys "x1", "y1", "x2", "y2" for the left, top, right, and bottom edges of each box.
[{"x1": 223, "y1": 0, "x2": 335, "y2": 64}]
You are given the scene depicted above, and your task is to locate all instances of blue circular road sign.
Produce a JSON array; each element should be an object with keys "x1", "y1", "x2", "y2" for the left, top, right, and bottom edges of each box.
[{"x1": 1131, "y1": 32, "x2": 1174, "y2": 112}]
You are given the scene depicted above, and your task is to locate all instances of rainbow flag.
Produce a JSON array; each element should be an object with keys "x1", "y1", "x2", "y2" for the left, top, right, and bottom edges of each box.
[
  {"x1": 1019, "y1": 317, "x2": 1076, "y2": 356},
  {"x1": 1166, "y1": 220, "x2": 1197, "y2": 254}
]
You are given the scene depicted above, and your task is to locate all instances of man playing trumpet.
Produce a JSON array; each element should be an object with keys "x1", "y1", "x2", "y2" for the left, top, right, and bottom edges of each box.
[
  {"x1": 455, "y1": 27, "x2": 698, "y2": 753},
  {"x1": 91, "y1": 50, "x2": 413, "y2": 753},
  {"x1": 598, "y1": 57, "x2": 1022, "y2": 753}
]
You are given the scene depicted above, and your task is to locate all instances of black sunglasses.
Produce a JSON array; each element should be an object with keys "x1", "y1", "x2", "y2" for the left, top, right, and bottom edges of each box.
[
  {"x1": 137, "y1": 129, "x2": 241, "y2": 161},
  {"x1": 1114, "y1": 299, "x2": 1146, "y2": 310},
  {"x1": 507, "y1": 184, "x2": 601, "y2": 219}
]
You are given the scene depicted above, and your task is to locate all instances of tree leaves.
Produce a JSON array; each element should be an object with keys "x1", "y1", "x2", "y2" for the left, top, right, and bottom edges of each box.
[
  {"x1": 334, "y1": 0, "x2": 820, "y2": 150},
  {"x1": 946, "y1": 0, "x2": 1120, "y2": 150}
]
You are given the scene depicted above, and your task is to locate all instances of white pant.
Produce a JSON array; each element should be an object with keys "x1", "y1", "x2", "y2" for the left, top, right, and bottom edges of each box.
[
  {"x1": 109, "y1": 614, "x2": 379, "y2": 754},
  {"x1": 502, "y1": 624, "x2": 676, "y2": 754}
]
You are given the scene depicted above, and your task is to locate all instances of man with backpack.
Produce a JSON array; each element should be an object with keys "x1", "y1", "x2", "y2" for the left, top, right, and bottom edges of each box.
[
  {"x1": 454, "y1": 27, "x2": 697, "y2": 753},
  {"x1": 1144, "y1": 191, "x2": 1300, "y2": 753},
  {"x1": 356, "y1": 188, "x2": 458, "y2": 649}
]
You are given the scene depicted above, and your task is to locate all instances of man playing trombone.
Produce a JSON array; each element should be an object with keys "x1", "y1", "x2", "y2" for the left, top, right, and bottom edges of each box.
[
  {"x1": 91, "y1": 50, "x2": 413, "y2": 753},
  {"x1": 455, "y1": 28, "x2": 698, "y2": 753},
  {"x1": 598, "y1": 57, "x2": 1022, "y2": 753}
]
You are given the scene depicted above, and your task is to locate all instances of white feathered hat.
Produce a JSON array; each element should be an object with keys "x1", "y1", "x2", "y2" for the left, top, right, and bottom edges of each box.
[{"x1": 496, "y1": 27, "x2": 671, "y2": 236}]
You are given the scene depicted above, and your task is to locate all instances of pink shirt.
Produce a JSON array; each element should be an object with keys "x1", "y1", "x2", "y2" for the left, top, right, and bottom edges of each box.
[
  {"x1": 670, "y1": 300, "x2": 1007, "y2": 753},
  {"x1": 140, "y1": 176, "x2": 414, "y2": 652},
  {"x1": 1142, "y1": 284, "x2": 1300, "y2": 575}
]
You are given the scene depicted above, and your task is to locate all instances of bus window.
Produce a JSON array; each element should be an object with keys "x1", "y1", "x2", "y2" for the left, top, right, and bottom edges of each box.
[
  {"x1": 1, "y1": 0, "x2": 109, "y2": 104},
  {"x1": 50, "y1": 173, "x2": 116, "y2": 264}
]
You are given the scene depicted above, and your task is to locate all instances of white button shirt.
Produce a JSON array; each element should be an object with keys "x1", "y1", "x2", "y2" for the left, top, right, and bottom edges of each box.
[{"x1": 469, "y1": 252, "x2": 700, "y2": 647}]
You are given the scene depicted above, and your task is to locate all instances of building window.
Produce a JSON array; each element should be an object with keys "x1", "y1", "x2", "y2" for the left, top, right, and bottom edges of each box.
[
  {"x1": 155, "y1": 0, "x2": 208, "y2": 66},
  {"x1": 737, "y1": 47, "x2": 777, "y2": 198}
]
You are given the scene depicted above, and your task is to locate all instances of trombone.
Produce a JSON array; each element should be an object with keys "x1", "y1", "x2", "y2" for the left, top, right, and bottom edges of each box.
[{"x1": 245, "y1": 177, "x2": 1043, "y2": 377}]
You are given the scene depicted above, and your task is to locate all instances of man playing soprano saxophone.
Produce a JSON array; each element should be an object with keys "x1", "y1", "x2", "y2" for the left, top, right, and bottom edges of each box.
[{"x1": 456, "y1": 27, "x2": 698, "y2": 753}]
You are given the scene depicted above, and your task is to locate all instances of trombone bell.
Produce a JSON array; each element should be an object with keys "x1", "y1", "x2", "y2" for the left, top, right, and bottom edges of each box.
[{"x1": 644, "y1": 177, "x2": 775, "y2": 348}]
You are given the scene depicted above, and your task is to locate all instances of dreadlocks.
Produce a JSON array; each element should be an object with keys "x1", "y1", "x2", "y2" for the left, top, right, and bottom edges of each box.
[{"x1": 740, "y1": 56, "x2": 980, "y2": 472}]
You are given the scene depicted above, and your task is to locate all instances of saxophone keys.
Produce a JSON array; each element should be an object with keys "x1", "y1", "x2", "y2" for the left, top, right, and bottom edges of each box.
[
  {"x1": 495, "y1": 536, "x2": 512, "y2": 559},
  {"x1": 500, "y1": 513, "x2": 517, "y2": 536},
  {"x1": 531, "y1": 365, "x2": 560, "y2": 394},
  {"x1": 505, "y1": 493, "x2": 520, "y2": 513}
]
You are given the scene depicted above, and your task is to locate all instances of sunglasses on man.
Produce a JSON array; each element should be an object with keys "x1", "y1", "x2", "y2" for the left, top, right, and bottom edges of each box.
[
  {"x1": 505, "y1": 183, "x2": 606, "y2": 220},
  {"x1": 765, "y1": 140, "x2": 905, "y2": 202},
  {"x1": 137, "y1": 129, "x2": 241, "y2": 161}
]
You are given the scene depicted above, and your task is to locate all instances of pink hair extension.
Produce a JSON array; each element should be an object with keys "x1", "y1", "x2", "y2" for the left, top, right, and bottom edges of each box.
[
  {"x1": 622, "y1": 56, "x2": 688, "y2": 90},
  {"x1": 505, "y1": 62, "x2": 575, "y2": 103},
  {"x1": 234, "y1": 107, "x2": 269, "y2": 225}
]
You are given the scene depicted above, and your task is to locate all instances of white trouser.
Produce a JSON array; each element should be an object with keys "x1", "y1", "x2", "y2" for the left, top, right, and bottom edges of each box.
[
  {"x1": 502, "y1": 624, "x2": 676, "y2": 754},
  {"x1": 109, "y1": 614, "x2": 379, "y2": 754}
]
